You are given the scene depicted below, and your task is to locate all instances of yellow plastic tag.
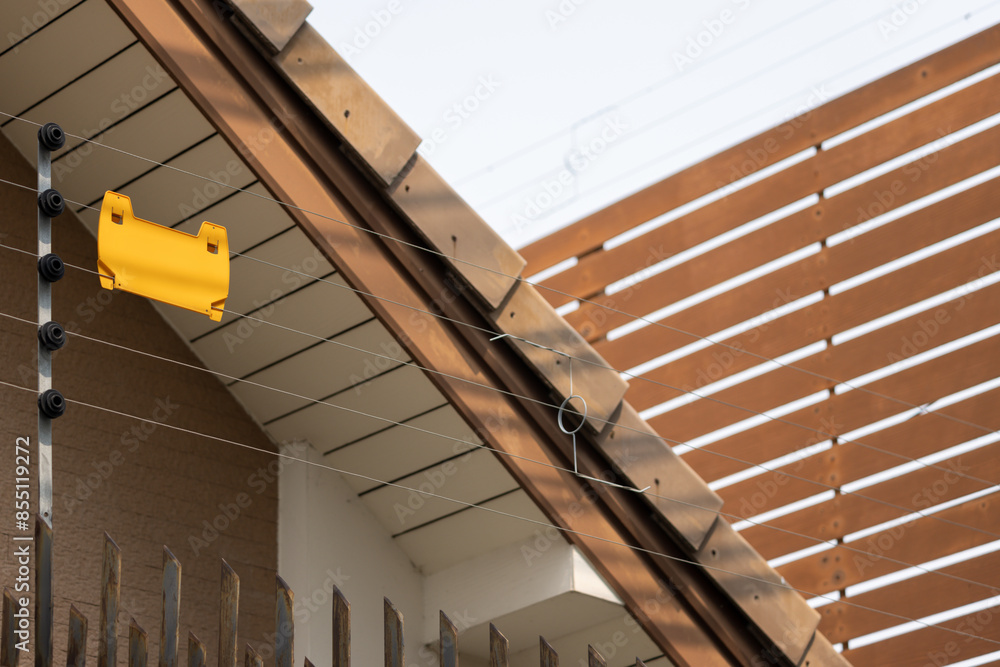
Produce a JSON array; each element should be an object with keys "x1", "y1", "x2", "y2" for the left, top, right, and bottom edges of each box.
[{"x1": 97, "y1": 191, "x2": 229, "y2": 321}]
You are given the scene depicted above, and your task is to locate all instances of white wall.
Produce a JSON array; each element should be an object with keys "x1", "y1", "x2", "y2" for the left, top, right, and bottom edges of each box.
[{"x1": 279, "y1": 442, "x2": 426, "y2": 667}]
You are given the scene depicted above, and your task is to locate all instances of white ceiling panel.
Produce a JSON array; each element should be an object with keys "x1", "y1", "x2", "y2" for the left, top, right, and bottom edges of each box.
[
  {"x1": 326, "y1": 405, "x2": 479, "y2": 495},
  {"x1": 56, "y1": 92, "x2": 213, "y2": 207},
  {"x1": 265, "y1": 363, "x2": 445, "y2": 450},
  {"x1": 395, "y1": 490, "x2": 548, "y2": 575},
  {"x1": 361, "y1": 448, "x2": 518, "y2": 536},
  {"x1": 174, "y1": 182, "x2": 293, "y2": 254},
  {"x1": 0, "y1": 0, "x2": 133, "y2": 116},
  {"x1": 228, "y1": 317, "x2": 410, "y2": 423},
  {"x1": 190, "y1": 275, "x2": 371, "y2": 377},
  {"x1": 3, "y1": 43, "x2": 176, "y2": 159}
]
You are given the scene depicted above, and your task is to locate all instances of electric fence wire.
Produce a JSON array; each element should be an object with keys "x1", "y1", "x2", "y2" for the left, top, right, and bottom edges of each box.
[
  {"x1": 4, "y1": 103, "x2": 1000, "y2": 453},
  {"x1": 3, "y1": 108, "x2": 998, "y2": 456},
  {"x1": 0, "y1": 374, "x2": 996, "y2": 650},
  {"x1": 2, "y1": 302, "x2": 999, "y2": 602},
  {"x1": 2, "y1": 188, "x2": 1000, "y2": 545},
  {"x1": 1, "y1": 168, "x2": 998, "y2": 503}
]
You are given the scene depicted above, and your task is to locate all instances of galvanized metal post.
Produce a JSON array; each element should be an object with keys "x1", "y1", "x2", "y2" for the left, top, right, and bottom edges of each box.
[{"x1": 36, "y1": 122, "x2": 66, "y2": 526}]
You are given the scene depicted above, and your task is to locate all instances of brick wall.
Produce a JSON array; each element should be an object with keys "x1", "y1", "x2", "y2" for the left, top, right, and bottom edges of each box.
[{"x1": 0, "y1": 131, "x2": 278, "y2": 665}]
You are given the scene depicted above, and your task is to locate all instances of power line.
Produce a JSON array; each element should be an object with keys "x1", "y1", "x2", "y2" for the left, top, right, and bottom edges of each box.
[{"x1": 0, "y1": 375, "x2": 995, "y2": 649}]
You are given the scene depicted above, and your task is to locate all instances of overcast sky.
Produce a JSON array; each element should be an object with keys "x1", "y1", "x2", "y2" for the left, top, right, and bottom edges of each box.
[{"x1": 309, "y1": 0, "x2": 1000, "y2": 250}]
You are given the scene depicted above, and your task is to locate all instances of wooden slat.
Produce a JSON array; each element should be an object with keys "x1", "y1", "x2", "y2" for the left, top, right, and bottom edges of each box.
[
  {"x1": 537, "y1": 71, "x2": 1000, "y2": 307},
  {"x1": 35, "y1": 517, "x2": 52, "y2": 667},
  {"x1": 129, "y1": 620, "x2": 148, "y2": 667},
  {"x1": 99, "y1": 534, "x2": 121, "y2": 667},
  {"x1": 489, "y1": 624, "x2": 508, "y2": 667},
  {"x1": 649, "y1": 267, "x2": 1000, "y2": 445},
  {"x1": 218, "y1": 562, "x2": 239, "y2": 667},
  {"x1": 540, "y1": 637, "x2": 558, "y2": 667},
  {"x1": 275, "y1": 577, "x2": 293, "y2": 667},
  {"x1": 439, "y1": 612, "x2": 457, "y2": 667},
  {"x1": 2, "y1": 589, "x2": 19, "y2": 667},
  {"x1": 718, "y1": 385, "x2": 1000, "y2": 522},
  {"x1": 520, "y1": 24, "x2": 1000, "y2": 275},
  {"x1": 588, "y1": 646, "x2": 607, "y2": 667},
  {"x1": 778, "y1": 495, "x2": 998, "y2": 593},
  {"x1": 243, "y1": 645, "x2": 261, "y2": 667},
  {"x1": 332, "y1": 588, "x2": 349, "y2": 667},
  {"x1": 819, "y1": 549, "x2": 1000, "y2": 644},
  {"x1": 741, "y1": 442, "x2": 1000, "y2": 560},
  {"x1": 665, "y1": 320, "x2": 1000, "y2": 471},
  {"x1": 840, "y1": 603, "x2": 1000, "y2": 667},
  {"x1": 67, "y1": 606, "x2": 87, "y2": 667},
  {"x1": 626, "y1": 175, "x2": 1000, "y2": 411},
  {"x1": 577, "y1": 119, "x2": 1000, "y2": 350},
  {"x1": 160, "y1": 548, "x2": 181, "y2": 667},
  {"x1": 679, "y1": 242, "x2": 1000, "y2": 481},
  {"x1": 383, "y1": 598, "x2": 403, "y2": 667},
  {"x1": 187, "y1": 634, "x2": 205, "y2": 667}
]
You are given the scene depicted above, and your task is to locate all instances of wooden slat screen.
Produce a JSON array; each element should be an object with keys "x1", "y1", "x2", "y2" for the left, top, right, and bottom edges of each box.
[{"x1": 521, "y1": 25, "x2": 1000, "y2": 665}]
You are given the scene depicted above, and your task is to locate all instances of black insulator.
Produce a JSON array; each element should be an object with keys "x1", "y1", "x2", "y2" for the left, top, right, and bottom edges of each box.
[
  {"x1": 38, "y1": 389, "x2": 66, "y2": 419},
  {"x1": 37, "y1": 253, "x2": 64, "y2": 282},
  {"x1": 37, "y1": 123, "x2": 65, "y2": 151},
  {"x1": 38, "y1": 321, "x2": 66, "y2": 351},
  {"x1": 38, "y1": 189, "x2": 64, "y2": 217}
]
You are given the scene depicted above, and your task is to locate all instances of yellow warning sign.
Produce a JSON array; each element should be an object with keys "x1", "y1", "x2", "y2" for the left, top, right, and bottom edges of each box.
[{"x1": 97, "y1": 191, "x2": 229, "y2": 321}]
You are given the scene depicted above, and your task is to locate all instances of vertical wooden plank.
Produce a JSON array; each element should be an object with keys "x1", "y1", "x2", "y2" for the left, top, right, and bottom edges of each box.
[
  {"x1": 275, "y1": 577, "x2": 293, "y2": 667},
  {"x1": 489, "y1": 625, "x2": 508, "y2": 667},
  {"x1": 129, "y1": 620, "x2": 148, "y2": 667},
  {"x1": 187, "y1": 633, "x2": 205, "y2": 667},
  {"x1": 332, "y1": 588, "x2": 350, "y2": 667},
  {"x1": 218, "y1": 562, "x2": 239, "y2": 667},
  {"x1": 160, "y1": 548, "x2": 181, "y2": 667},
  {"x1": 66, "y1": 606, "x2": 88, "y2": 667},
  {"x1": 3, "y1": 588, "x2": 21, "y2": 667},
  {"x1": 383, "y1": 598, "x2": 403, "y2": 667},
  {"x1": 587, "y1": 646, "x2": 606, "y2": 667},
  {"x1": 439, "y1": 612, "x2": 457, "y2": 667},
  {"x1": 635, "y1": 660, "x2": 646, "y2": 667},
  {"x1": 302, "y1": 659, "x2": 314, "y2": 667},
  {"x1": 242, "y1": 645, "x2": 261, "y2": 667},
  {"x1": 35, "y1": 517, "x2": 53, "y2": 667},
  {"x1": 539, "y1": 638, "x2": 557, "y2": 667},
  {"x1": 99, "y1": 534, "x2": 121, "y2": 667}
]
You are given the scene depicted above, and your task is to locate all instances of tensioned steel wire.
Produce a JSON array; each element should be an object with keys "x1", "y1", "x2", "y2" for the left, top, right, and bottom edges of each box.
[
  {"x1": 0, "y1": 181, "x2": 999, "y2": 546},
  {"x1": 0, "y1": 374, "x2": 996, "y2": 650},
  {"x1": 2, "y1": 109, "x2": 998, "y2": 452},
  {"x1": 1, "y1": 300, "x2": 999, "y2": 603},
  {"x1": 3, "y1": 105, "x2": 999, "y2": 446}
]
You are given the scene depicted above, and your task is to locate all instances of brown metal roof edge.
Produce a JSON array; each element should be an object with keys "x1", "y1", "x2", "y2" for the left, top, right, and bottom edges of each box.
[{"x1": 107, "y1": 0, "x2": 849, "y2": 663}]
